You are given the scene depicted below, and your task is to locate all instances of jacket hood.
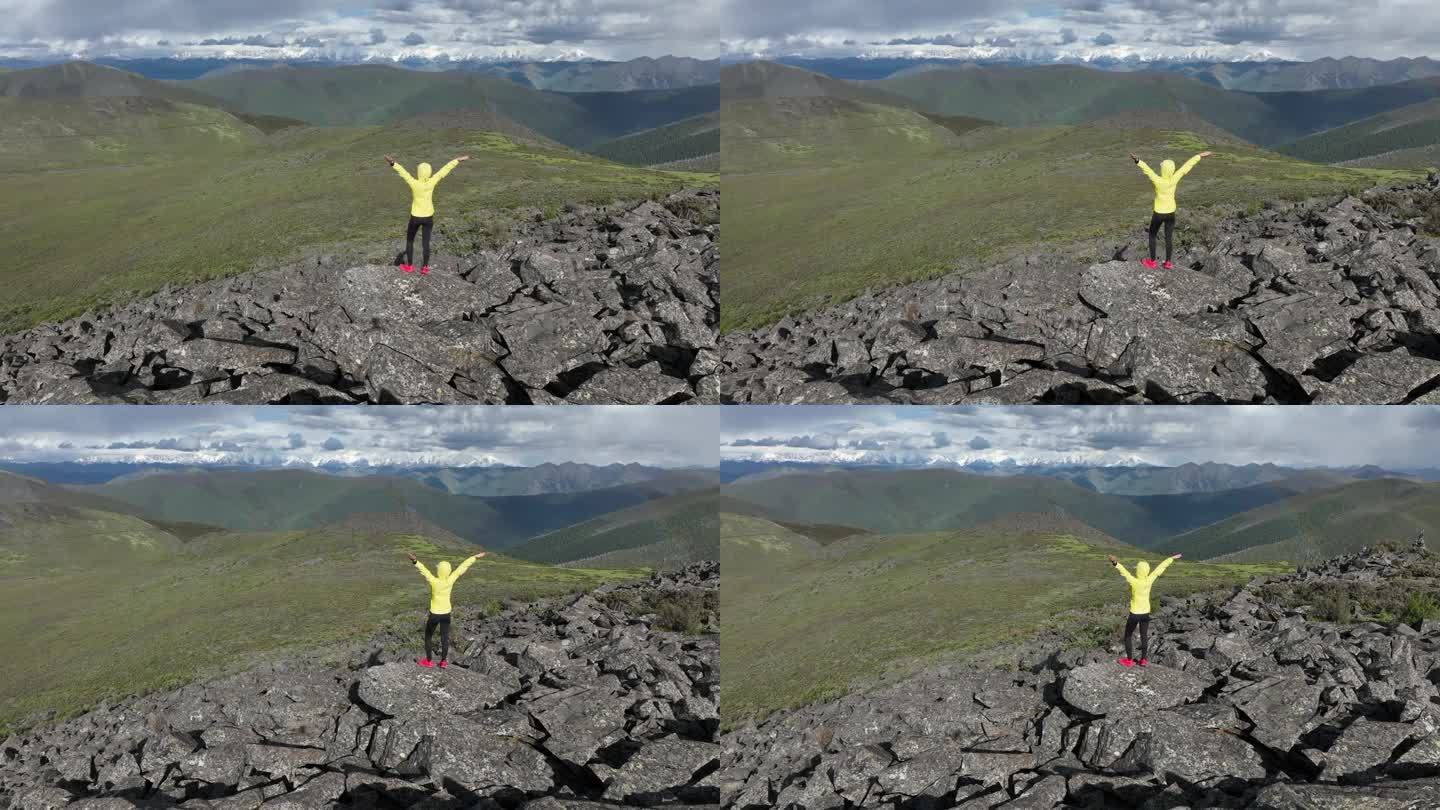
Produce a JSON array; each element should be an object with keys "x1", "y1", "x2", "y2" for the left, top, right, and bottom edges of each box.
[
  {"x1": 1136, "y1": 559, "x2": 1151, "y2": 577},
  {"x1": 417, "y1": 162, "x2": 433, "y2": 181},
  {"x1": 437, "y1": 559, "x2": 451, "y2": 578},
  {"x1": 1160, "y1": 159, "x2": 1176, "y2": 178}
]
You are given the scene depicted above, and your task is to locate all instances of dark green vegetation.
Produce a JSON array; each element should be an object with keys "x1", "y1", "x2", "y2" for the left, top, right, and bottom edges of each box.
[
  {"x1": 0, "y1": 469, "x2": 649, "y2": 732},
  {"x1": 183, "y1": 64, "x2": 718, "y2": 149},
  {"x1": 872, "y1": 66, "x2": 1440, "y2": 147},
  {"x1": 721, "y1": 510, "x2": 1284, "y2": 726},
  {"x1": 479, "y1": 56, "x2": 722, "y2": 93},
  {"x1": 1279, "y1": 98, "x2": 1440, "y2": 167},
  {"x1": 401, "y1": 462, "x2": 674, "y2": 497},
  {"x1": 508, "y1": 488, "x2": 718, "y2": 569},
  {"x1": 600, "y1": 587, "x2": 719, "y2": 636},
  {"x1": 1259, "y1": 553, "x2": 1440, "y2": 628},
  {"x1": 590, "y1": 112, "x2": 719, "y2": 167},
  {"x1": 721, "y1": 468, "x2": 1318, "y2": 549},
  {"x1": 0, "y1": 61, "x2": 715, "y2": 335},
  {"x1": 1034, "y1": 462, "x2": 1363, "y2": 496},
  {"x1": 720, "y1": 62, "x2": 1425, "y2": 331},
  {"x1": 1173, "y1": 479, "x2": 1440, "y2": 564},
  {"x1": 87, "y1": 468, "x2": 717, "y2": 548}
]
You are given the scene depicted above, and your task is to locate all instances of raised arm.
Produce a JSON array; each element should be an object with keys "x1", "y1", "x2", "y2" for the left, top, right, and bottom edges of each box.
[
  {"x1": 388, "y1": 157, "x2": 416, "y2": 185},
  {"x1": 448, "y1": 551, "x2": 486, "y2": 582},
  {"x1": 1173, "y1": 153, "x2": 1208, "y2": 180},
  {"x1": 1106, "y1": 554, "x2": 1137, "y2": 583},
  {"x1": 1148, "y1": 553, "x2": 1181, "y2": 581},
  {"x1": 407, "y1": 552, "x2": 437, "y2": 584},
  {"x1": 1134, "y1": 159, "x2": 1161, "y2": 184},
  {"x1": 430, "y1": 156, "x2": 466, "y2": 184}
]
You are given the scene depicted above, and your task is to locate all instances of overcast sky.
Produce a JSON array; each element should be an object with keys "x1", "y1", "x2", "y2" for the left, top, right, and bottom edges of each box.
[
  {"x1": 1, "y1": 0, "x2": 1435, "y2": 62},
  {"x1": 722, "y1": 406, "x2": 1440, "y2": 469},
  {"x1": 0, "y1": 406, "x2": 717, "y2": 468}
]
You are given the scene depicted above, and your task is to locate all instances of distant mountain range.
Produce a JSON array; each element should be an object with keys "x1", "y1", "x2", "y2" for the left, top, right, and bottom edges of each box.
[
  {"x1": 773, "y1": 55, "x2": 1440, "y2": 93},
  {"x1": 0, "y1": 465, "x2": 718, "y2": 569},
  {"x1": 719, "y1": 459, "x2": 1439, "y2": 493},
  {"x1": 719, "y1": 464, "x2": 1440, "y2": 564},
  {"x1": 0, "y1": 56, "x2": 724, "y2": 91},
  {"x1": 1, "y1": 461, "x2": 686, "y2": 495}
]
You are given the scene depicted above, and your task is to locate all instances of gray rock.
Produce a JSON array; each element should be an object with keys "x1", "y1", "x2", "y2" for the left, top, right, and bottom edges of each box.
[{"x1": 1061, "y1": 663, "x2": 1207, "y2": 717}]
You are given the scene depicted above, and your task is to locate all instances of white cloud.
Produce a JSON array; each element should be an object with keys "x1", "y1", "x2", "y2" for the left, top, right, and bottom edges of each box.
[
  {"x1": 721, "y1": 406, "x2": 1440, "y2": 469},
  {"x1": 0, "y1": 406, "x2": 717, "y2": 468}
]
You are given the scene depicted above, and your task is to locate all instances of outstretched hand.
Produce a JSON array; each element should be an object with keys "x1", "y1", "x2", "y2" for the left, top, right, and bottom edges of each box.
[
  {"x1": 472, "y1": 552, "x2": 487, "y2": 560},
  {"x1": 1198, "y1": 151, "x2": 1214, "y2": 158},
  {"x1": 406, "y1": 552, "x2": 417, "y2": 563},
  {"x1": 384, "y1": 154, "x2": 396, "y2": 166},
  {"x1": 456, "y1": 155, "x2": 471, "y2": 162},
  {"x1": 1171, "y1": 553, "x2": 1183, "y2": 559},
  {"x1": 1128, "y1": 152, "x2": 1139, "y2": 163},
  {"x1": 1106, "y1": 554, "x2": 1118, "y2": 565}
]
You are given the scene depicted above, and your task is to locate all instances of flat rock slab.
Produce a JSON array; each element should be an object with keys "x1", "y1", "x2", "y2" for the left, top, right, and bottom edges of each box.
[
  {"x1": 1060, "y1": 662, "x2": 1207, "y2": 717},
  {"x1": 358, "y1": 660, "x2": 525, "y2": 718}
]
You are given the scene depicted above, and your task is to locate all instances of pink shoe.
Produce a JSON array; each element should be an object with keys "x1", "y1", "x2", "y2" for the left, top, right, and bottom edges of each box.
[
  {"x1": 1141, "y1": 258, "x2": 1158, "y2": 269},
  {"x1": 1118, "y1": 657, "x2": 1135, "y2": 668},
  {"x1": 1138, "y1": 658, "x2": 1149, "y2": 667},
  {"x1": 420, "y1": 266, "x2": 431, "y2": 276},
  {"x1": 417, "y1": 658, "x2": 434, "y2": 668},
  {"x1": 437, "y1": 660, "x2": 447, "y2": 669},
  {"x1": 1162, "y1": 261, "x2": 1174, "y2": 270},
  {"x1": 400, "y1": 264, "x2": 415, "y2": 274}
]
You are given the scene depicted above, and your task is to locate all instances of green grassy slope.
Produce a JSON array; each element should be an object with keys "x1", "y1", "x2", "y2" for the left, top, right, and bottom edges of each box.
[
  {"x1": 0, "y1": 97, "x2": 263, "y2": 171},
  {"x1": 0, "y1": 62, "x2": 228, "y2": 108},
  {"x1": 721, "y1": 512, "x2": 1283, "y2": 726},
  {"x1": 507, "y1": 488, "x2": 718, "y2": 568},
  {"x1": 590, "y1": 112, "x2": 719, "y2": 166},
  {"x1": 1279, "y1": 97, "x2": 1440, "y2": 165},
  {"x1": 721, "y1": 95, "x2": 1418, "y2": 331},
  {"x1": 0, "y1": 124, "x2": 707, "y2": 334},
  {"x1": 721, "y1": 469, "x2": 1318, "y2": 548},
  {"x1": 1173, "y1": 479, "x2": 1440, "y2": 563},
  {"x1": 0, "y1": 511, "x2": 644, "y2": 732},
  {"x1": 90, "y1": 469, "x2": 715, "y2": 548}
]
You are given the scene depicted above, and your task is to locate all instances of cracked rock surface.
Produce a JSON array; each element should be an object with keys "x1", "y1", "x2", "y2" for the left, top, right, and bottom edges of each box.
[
  {"x1": 720, "y1": 544, "x2": 1440, "y2": 809},
  {"x1": 720, "y1": 177, "x2": 1440, "y2": 404},
  {"x1": 0, "y1": 563, "x2": 718, "y2": 808},
  {"x1": 0, "y1": 189, "x2": 718, "y2": 405}
]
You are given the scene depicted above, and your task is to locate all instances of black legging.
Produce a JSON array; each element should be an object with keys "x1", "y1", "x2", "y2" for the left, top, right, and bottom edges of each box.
[
  {"x1": 1148, "y1": 212, "x2": 1176, "y2": 262},
  {"x1": 405, "y1": 216, "x2": 434, "y2": 268},
  {"x1": 1124, "y1": 613, "x2": 1150, "y2": 660},
  {"x1": 424, "y1": 612, "x2": 451, "y2": 662}
]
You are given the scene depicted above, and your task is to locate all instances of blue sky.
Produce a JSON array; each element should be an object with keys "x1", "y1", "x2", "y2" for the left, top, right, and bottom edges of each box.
[{"x1": 0, "y1": 406, "x2": 718, "y2": 468}]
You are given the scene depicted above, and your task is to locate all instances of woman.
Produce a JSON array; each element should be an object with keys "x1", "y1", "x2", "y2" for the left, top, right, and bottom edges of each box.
[
  {"x1": 1106, "y1": 552, "x2": 1181, "y2": 668},
  {"x1": 384, "y1": 153, "x2": 470, "y2": 276},
  {"x1": 406, "y1": 550, "x2": 485, "y2": 668},
  {"x1": 1128, "y1": 151, "x2": 1213, "y2": 270}
]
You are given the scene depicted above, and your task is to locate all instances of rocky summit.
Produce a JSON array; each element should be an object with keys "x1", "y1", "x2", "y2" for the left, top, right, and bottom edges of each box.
[
  {"x1": 0, "y1": 562, "x2": 719, "y2": 808},
  {"x1": 721, "y1": 177, "x2": 1440, "y2": 404},
  {"x1": 719, "y1": 544, "x2": 1440, "y2": 808},
  {"x1": 0, "y1": 189, "x2": 718, "y2": 405}
]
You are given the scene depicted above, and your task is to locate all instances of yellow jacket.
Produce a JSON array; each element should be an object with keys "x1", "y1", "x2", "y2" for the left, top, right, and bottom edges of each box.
[
  {"x1": 393, "y1": 160, "x2": 459, "y2": 218},
  {"x1": 414, "y1": 556, "x2": 477, "y2": 614},
  {"x1": 1113, "y1": 557, "x2": 1175, "y2": 614},
  {"x1": 1137, "y1": 155, "x2": 1202, "y2": 214}
]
